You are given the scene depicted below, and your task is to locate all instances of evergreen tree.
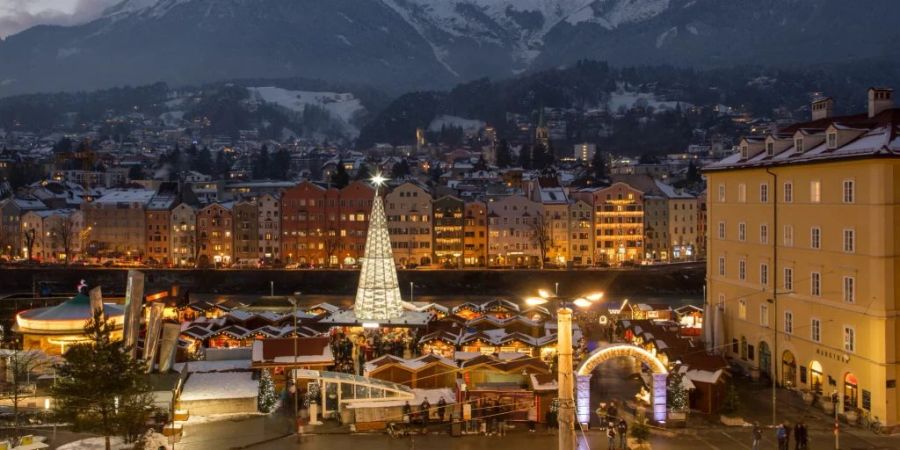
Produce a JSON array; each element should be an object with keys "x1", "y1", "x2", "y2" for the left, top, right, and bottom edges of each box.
[
  {"x1": 667, "y1": 371, "x2": 689, "y2": 412},
  {"x1": 685, "y1": 160, "x2": 702, "y2": 184},
  {"x1": 391, "y1": 159, "x2": 411, "y2": 179},
  {"x1": 517, "y1": 145, "x2": 531, "y2": 169},
  {"x1": 257, "y1": 369, "x2": 278, "y2": 413},
  {"x1": 192, "y1": 146, "x2": 213, "y2": 175},
  {"x1": 270, "y1": 148, "x2": 291, "y2": 180},
  {"x1": 253, "y1": 145, "x2": 270, "y2": 179},
  {"x1": 428, "y1": 163, "x2": 443, "y2": 183},
  {"x1": 214, "y1": 150, "x2": 230, "y2": 178},
  {"x1": 331, "y1": 160, "x2": 350, "y2": 188},
  {"x1": 51, "y1": 308, "x2": 156, "y2": 450},
  {"x1": 354, "y1": 164, "x2": 371, "y2": 181},
  {"x1": 591, "y1": 150, "x2": 608, "y2": 180},
  {"x1": 495, "y1": 139, "x2": 512, "y2": 168},
  {"x1": 127, "y1": 165, "x2": 144, "y2": 181}
]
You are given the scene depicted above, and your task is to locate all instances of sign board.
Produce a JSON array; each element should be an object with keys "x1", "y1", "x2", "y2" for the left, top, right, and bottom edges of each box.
[
  {"x1": 598, "y1": 316, "x2": 608, "y2": 325},
  {"x1": 295, "y1": 369, "x2": 319, "y2": 379},
  {"x1": 463, "y1": 403, "x2": 472, "y2": 420}
]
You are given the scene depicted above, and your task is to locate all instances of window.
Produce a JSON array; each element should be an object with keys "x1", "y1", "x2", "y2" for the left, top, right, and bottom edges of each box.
[
  {"x1": 784, "y1": 182, "x2": 793, "y2": 202},
  {"x1": 843, "y1": 276, "x2": 855, "y2": 303},
  {"x1": 794, "y1": 138, "x2": 804, "y2": 153},
  {"x1": 784, "y1": 267, "x2": 793, "y2": 292},
  {"x1": 766, "y1": 142, "x2": 774, "y2": 157},
  {"x1": 760, "y1": 224, "x2": 768, "y2": 244},
  {"x1": 843, "y1": 229, "x2": 855, "y2": 253},
  {"x1": 784, "y1": 225, "x2": 794, "y2": 247},
  {"x1": 718, "y1": 256, "x2": 726, "y2": 276},
  {"x1": 718, "y1": 184, "x2": 726, "y2": 202},
  {"x1": 760, "y1": 183, "x2": 768, "y2": 203},
  {"x1": 810, "y1": 181, "x2": 821, "y2": 203},
  {"x1": 760, "y1": 263, "x2": 768, "y2": 286},
  {"x1": 810, "y1": 227, "x2": 821, "y2": 249},
  {"x1": 739, "y1": 258, "x2": 746, "y2": 280},
  {"x1": 739, "y1": 299, "x2": 747, "y2": 320},
  {"x1": 811, "y1": 318, "x2": 821, "y2": 342},
  {"x1": 738, "y1": 183, "x2": 747, "y2": 202},
  {"x1": 738, "y1": 222, "x2": 746, "y2": 241},
  {"x1": 842, "y1": 179, "x2": 855, "y2": 203},
  {"x1": 827, "y1": 132, "x2": 837, "y2": 149},
  {"x1": 784, "y1": 311, "x2": 793, "y2": 334},
  {"x1": 718, "y1": 221, "x2": 726, "y2": 239},
  {"x1": 811, "y1": 272, "x2": 821, "y2": 296},
  {"x1": 760, "y1": 304, "x2": 769, "y2": 327},
  {"x1": 843, "y1": 326, "x2": 855, "y2": 352}
]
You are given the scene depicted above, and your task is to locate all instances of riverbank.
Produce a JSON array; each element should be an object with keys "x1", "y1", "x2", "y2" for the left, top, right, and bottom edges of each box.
[{"x1": 0, "y1": 262, "x2": 704, "y2": 297}]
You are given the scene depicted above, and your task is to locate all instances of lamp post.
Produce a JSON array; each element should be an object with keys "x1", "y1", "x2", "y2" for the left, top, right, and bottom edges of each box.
[
  {"x1": 527, "y1": 288, "x2": 603, "y2": 450},
  {"x1": 288, "y1": 292, "x2": 301, "y2": 432}
]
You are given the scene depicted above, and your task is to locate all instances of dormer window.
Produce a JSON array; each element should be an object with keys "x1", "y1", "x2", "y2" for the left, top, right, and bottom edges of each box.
[
  {"x1": 766, "y1": 142, "x2": 774, "y2": 157},
  {"x1": 827, "y1": 132, "x2": 837, "y2": 149},
  {"x1": 741, "y1": 145, "x2": 748, "y2": 159},
  {"x1": 794, "y1": 138, "x2": 803, "y2": 153}
]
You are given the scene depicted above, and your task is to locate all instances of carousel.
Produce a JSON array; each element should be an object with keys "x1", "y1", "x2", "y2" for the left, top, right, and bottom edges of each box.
[{"x1": 14, "y1": 291, "x2": 125, "y2": 355}]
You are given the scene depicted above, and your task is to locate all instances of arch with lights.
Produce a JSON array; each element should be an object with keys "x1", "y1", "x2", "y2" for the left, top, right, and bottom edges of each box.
[{"x1": 575, "y1": 344, "x2": 668, "y2": 424}]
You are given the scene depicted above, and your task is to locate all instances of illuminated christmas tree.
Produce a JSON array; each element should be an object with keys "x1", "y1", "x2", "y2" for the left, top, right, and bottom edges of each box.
[{"x1": 353, "y1": 174, "x2": 404, "y2": 322}]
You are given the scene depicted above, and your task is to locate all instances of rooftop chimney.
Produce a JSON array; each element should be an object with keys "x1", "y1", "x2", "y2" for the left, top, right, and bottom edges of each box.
[
  {"x1": 811, "y1": 97, "x2": 834, "y2": 121},
  {"x1": 868, "y1": 87, "x2": 894, "y2": 118}
]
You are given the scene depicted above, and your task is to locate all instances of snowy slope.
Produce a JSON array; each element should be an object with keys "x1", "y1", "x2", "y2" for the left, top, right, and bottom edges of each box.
[{"x1": 247, "y1": 86, "x2": 365, "y2": 136}]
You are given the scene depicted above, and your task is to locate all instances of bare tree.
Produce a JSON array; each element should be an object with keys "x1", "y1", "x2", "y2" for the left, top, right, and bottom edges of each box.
[
  {"x1": 0, "y1": 349, "x2": 52, "y2": 440},
  {"x1": 529, "y1": 213, "x2": 553, "y2": 269},
  {"x1": 52, "y1": 215, "x2": 77, "y2": 265},
  {"x1": 323, "y1": 227, "x2": 340, "y2": 268},
  {"x1": 22, "y1": 228, "x2": 36, "y2": 261}
]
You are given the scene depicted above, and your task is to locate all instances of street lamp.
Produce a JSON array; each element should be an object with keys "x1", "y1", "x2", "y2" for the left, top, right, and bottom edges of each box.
[
  {"x1": 527, "y1": 288, "x2": 603, "y2": 450},
  {"x1": 288, "y1": 292, "x2": 301, "y2": 433}
]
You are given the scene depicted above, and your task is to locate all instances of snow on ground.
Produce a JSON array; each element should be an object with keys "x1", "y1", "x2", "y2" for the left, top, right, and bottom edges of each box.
[
  {"x1": 607, "y1": 89, "x2": 688, "y2": 113},
  {"x1": 247, "y1": 86, "x2": 365, "y2": 137},
  {"x1": 183, "y1": 412, "x2": 264, "y2": 424},
  {"x1": 57, "y1": 436, "x2": 127, "y2": 450},
  {"x1": 172, "y1": 359, "x2": 252, "y2": 373},
  {"x1": 428, "y1": 115, "x2": 485, "y2": 133},
  {"x1": 180, "y1": 372, "x2": 258, "y2": 401}
]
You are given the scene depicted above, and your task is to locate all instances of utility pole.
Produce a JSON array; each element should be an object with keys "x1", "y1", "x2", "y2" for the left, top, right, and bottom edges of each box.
[
  {"x1": 557, "y1": 307, "x2": 576, "y2": 450},
  {"x1": 289, "y1": 292, "x2": 300, "y2": 433}
]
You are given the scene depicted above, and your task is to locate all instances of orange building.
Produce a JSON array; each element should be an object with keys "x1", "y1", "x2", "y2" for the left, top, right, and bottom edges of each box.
[
  {"x1": 197, "y1": 202, "x2": 234, "y2": 266},
  {"x1": 573, "y1": 182, "x2": 645, "y2": 264},
  {"x1": 281, "y1": 181, "x2": 374, "y2": 266},
  {"x1": 463, "y1": 201, "x2": 487, "y2": 266}
]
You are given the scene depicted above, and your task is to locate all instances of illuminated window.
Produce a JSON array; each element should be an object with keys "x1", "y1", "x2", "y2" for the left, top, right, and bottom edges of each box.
[
  {"x1": 760, "y1": 304, "x2": 769, "y2": 327},
  {"x1": 738, "y1": 183, "x2": 747, "y2": 202},
  {"x1": 810, "y1": 181, "x2": 821, "y2": 203},
  {"x1": 738, "y1": 299, "x2": 747, "y2": 320}
]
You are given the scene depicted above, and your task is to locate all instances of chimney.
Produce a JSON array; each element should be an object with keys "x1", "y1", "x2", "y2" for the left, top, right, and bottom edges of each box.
[
  {"x1": 811, "y1": 97, "x2": 834, "y2": 121},
  {"x1": 868, "y1": 87, "x2": 894, "y2": 118}
]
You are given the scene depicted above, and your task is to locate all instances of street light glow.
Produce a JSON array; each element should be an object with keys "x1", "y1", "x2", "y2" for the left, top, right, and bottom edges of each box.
[
  {"x1": 586, "y1": 292, "x2": 604, "y2": 302},
  {"x1": 526, "y1": 297, "x2": 549, "y2": 306},
  {"x1": 538, "y1": 289, "x2": 552, "y2": 299},
  {"x1": 573, "y1": 298, "x2": 593, "y2": 309}
]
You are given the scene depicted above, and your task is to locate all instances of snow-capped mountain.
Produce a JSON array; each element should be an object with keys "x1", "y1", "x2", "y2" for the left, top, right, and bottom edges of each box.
[{"x1": 0, "y1": 0, "x2": 897, "y2": 96}]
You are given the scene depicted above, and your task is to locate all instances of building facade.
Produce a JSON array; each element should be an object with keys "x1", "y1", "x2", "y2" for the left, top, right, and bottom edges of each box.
[
  {"x1": 432, "y1": 196, "x2": 464, "y2": 268},
  {"x1": 233, "y1": 199, "x2": 259, "y2": 264},
  {"x1": 384, "y1": 182, "x2": 432, "y2": 267},
  {"x1": 463, "y1": 201, "x2": 488, "y2": 267},
  {"x1": 170, "y1": 203, "x2": 197, "y2": 266},
  {"x1": 82, "y1": 189, "x2": 155, "y2": 259},
  {"x1": 257, "y1": 193, "x2": 280, "y2": 263},
  {"x1": 487, "y1": 195, "x2": 543, "y2": 267},
  {"x1": 197, "y1": 203, "x2": 233, "y2": 266},
  {"x1": 705, "y1": 88, "x2": 900, "y2": 426}
]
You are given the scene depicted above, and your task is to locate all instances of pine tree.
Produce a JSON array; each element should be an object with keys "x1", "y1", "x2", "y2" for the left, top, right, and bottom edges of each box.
[
  {"x1": 214, "y1": 150, "x2": 230, "y2": 178},
  {"x1": 495, "y1": 139, "x2": 512, "y2": 168},
  {"x1": 331, "y1": 160, "x2": 350, "y2": 188},
  {"x1": 667, "y1": 371, "x2": 689, "y2": 412},
  {"x1": 192, "y1": 146, "x2": 213, "y2": 175},
  {"x1": 253, "y1": 145, "x2": 270, "y2": 179},
  {"x1": 271, "y1": 148, "x2": 291, "y2": 180},
  {"x1": 51, "y1": 308, "x2": 156, "y2": 450},
  {"x1": 591, "y1": 150, "x2": 608, "y2": 180},
  {"x1": 391, "y1": 159, "x2": 411, "y2": 179},
  {"x1": 517, "y1": 145, "x2": 532, "y2": 169},
  {"x1": 257, "y1": 369, "x2": 278, "y2": 413},
  {"x1": 354, "y1": 164, "x2": 371, "y2": 181}
]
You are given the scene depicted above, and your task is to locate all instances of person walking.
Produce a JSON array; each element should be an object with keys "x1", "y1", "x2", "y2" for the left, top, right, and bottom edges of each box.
[
  {"x1": 420, "y1": 398, "x2": 431, "y2": 432},
  {"x1": 776, "y1": 424, "x2": 787, "y2": 450},
  {"x1": 617, "y1": 418, "x2": 628, "y2": 450},
  {"x1": 783, "y1": 422, "x2": 792, "y2": 450},
  {"x1": 402, "y1": 401, "x2": 412, "y2": 424},
  {"x1": 793, "y1": 422, "x2": 802, "y2": 450},
  {"x1": 527, "y1": 402, "x2": 538, "y2": 432},
  {"x1": 606, "y1": 425, "x2": 617, "y2": 449},
  {"x1": 437, "y1": 397, "x2": 447, "y2": 423},
  {"x1": 798, "y1": 422, "x2": 808, "y2": 449},
  {"x1": 751, "y1": 422, "x2": 762, "y2": 450}
]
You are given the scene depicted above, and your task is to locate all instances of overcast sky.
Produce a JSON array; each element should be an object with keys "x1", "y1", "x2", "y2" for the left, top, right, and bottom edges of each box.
[{"x1": 0, "y1": 0, "x2": 120, "y2": 38}]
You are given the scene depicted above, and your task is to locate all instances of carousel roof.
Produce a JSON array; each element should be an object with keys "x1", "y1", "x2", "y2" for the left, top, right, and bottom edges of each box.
[{"x1": 15, "y1": 293, "x2": 125, "y2": 334}]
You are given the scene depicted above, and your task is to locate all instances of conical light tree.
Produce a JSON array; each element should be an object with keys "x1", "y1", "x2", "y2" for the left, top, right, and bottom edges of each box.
[{"x1": 354, "y1": 174, "x2": 404, "y2": 322}]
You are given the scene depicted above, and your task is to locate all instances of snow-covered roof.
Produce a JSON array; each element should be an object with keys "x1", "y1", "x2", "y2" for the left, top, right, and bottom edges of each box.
[
  {"x1": 92, "y1": 189, "x2": 156, "y2": 205},
  {"x1": 179, "y1": 372, "x2": 258, "y2": 401}
]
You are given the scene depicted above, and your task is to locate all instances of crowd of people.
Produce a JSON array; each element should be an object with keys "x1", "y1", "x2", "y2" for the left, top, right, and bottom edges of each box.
[{"x1": 329, "y1": 328, "x2": 416, "y2": 375}]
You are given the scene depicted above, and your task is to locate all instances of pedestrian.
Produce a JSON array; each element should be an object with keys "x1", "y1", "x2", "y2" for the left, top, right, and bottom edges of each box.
[
  {"x1": 607, "y1": 425, "x2": 617, "y2": 449},
  {"x1": 751, "y1": 422, "x2": 762, "y2": 450},
  {"x1": 776, "y1": 424, "x2": 787, "y2": 450},
  {"x1": 617, "y1": 418, "x2": 628, "y2": 450},
  {"x1": 799, "y1": 422, "x2": 808, "y2": 449},
  {"x1": 783, "y1": 422, "x2": 792, "y2": 450},
  {"x1": 402, "y1": 401, "x2": 412, "y2": 424},
  {"x1": 527, "y1": 402, "x2": 538, "y2": 432},
  {"x1": 793, "y1": 422, "x2": 802, "y2": 450},
  {"x1": 420, "y1": 398, "x2": 431, "y2": 431},
  {"x1": 437, "y1": 397, "x2": 447, "y2": 423}
]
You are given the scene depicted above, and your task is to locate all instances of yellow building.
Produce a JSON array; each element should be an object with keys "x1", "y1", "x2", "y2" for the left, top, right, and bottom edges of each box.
[
  {"x1": 573, "y1": 182, "x2": 644, "y2": 264},
  {"x1": 704, "y1": 88, "x2": 900, "y2": 426}
]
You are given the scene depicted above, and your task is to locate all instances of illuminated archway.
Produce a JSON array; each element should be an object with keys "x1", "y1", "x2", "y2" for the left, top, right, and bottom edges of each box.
[{"x1": 575, "y1": 345, "x2": 668, "y2": 424}]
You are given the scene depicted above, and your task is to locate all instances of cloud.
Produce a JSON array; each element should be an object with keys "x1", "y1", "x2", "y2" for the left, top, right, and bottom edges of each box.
[{"x1": 0, "y1": 0, "x2": 121, "y2": 39}]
